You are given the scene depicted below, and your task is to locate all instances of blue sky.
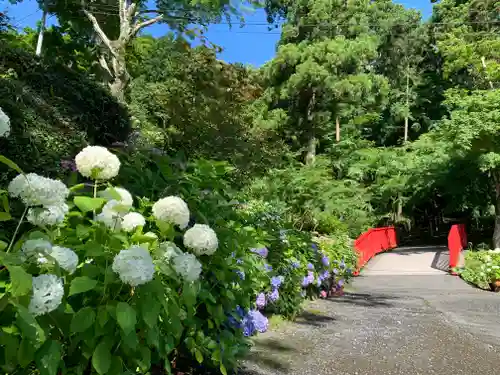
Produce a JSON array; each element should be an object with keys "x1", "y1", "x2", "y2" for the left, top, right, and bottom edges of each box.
[{"x1": 1, "y1": 0, "x2": 434, "y2": 67}]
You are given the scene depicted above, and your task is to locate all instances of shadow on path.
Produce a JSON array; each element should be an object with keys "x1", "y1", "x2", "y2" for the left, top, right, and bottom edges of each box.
[{"x1": 324, "y1": 292, "x2": 399, "y2": 308}]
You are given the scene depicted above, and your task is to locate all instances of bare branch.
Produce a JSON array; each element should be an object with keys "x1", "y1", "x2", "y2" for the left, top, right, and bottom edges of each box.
[
  {"x1": 118, "y1": 0, "x2": 125, "y2": 24},
  {"x1": 131, "y1": 15, "x2": 163, "y2": 37},
  {"x1": 81, "y1": 1, "x2": 114, "y2": 54}
]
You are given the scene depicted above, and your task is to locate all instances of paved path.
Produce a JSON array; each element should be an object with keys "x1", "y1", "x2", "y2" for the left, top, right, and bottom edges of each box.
[{"x1": 242, "y1": 247, "x2": 500, "y2": 375}]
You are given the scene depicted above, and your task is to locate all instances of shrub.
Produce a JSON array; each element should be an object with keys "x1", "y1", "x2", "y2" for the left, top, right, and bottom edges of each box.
[
  {"x1": 0, "y1": 147, "x2": 271, "y2": 375},
  {"x1": 459, "y1": 250, "x2": 500, "y2": 289}
]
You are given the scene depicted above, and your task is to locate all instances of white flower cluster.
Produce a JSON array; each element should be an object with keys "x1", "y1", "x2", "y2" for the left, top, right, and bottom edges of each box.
[
  {"x1": 27, "y1": 204, "x2": 69, "y2": 227},
  {"x1": 159, "y1": 241, "x2": 183, "y2": 261},
  {"x1": 152, "y1": 196, "x2": 190, "y2": 229},
  {"x1": 99, "y1": 187, "x2": 133, "y2": 208},
  {"x1": 0, "y1": 107, "x2": 10, "y2": 138},
  {"x1": 183, "y1": 224, "x2": 218, "y2": 256},
  {"x1": 28, "y1": 274, "x2": 64, "y2": 316},
  {"x1": 50, "y1": 246, "x2": 79, "y2": 274},
  {"x1": 96, "y1": 200, "x2": 125, "y2": 231},
  {"x1": 172, "y1": 252, "x2": 202, "y2": 282},
  {"x1": 22, "y1": 239, "x2": 52, "y2": 264},
  {"x1": 121, "y1": 212, "x2": 146, "y2": 232},
  {"x1": 75, "y1": 146, "x2": 120, "y2": 180},
  {"x1": 112, "y1": 245, "x2": 155, "y2": 286},
  {"x1": 22, "y1": 240, "x2": 79, "y2": 274},
  {"x1": 8, "y1": 173, "x2": 69, "y2": 207}
]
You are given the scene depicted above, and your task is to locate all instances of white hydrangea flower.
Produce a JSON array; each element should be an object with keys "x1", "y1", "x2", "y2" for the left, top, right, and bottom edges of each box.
[
  {"x1": 75, "y1": 146, "x2": 120, "y2": 180},
  {"x1": 96, "y1": 200, "x2": 123, "y2": 231},
  {"x1": 152, "y1": 196, "x2": 190, "y2": 229},
  {"x1": 0, "y1": 107, "x2": 10, "y2": 138},
  {"x1": 27, "y1": 204, "x2": 69, "y2": 227},
  {"x1": 22, "y1": 239, "x2": 52, "y2": 264},
  {"x1": 99, "y1": 187, "x2": 133, "y2": 208},
  {"x1": 183, "y1": 224, "x2": 218, "y2": 256},
  {"x1": 112, "y1": 245, "x2": 155, "y2": 286},
  {"x1": 8, "y1": 173, "x2": 69, "y2": 207},
  {"x1": 172, "y1": 252, "x2": 202, "y2": 282},
  {"x1": 50, "y1": 246, "x2": 79, "y2": 274},
  {"x1": 28, "y1": 274, "x2": 64, "y2": 316},
  {"x1": 121, "y1": 212, "x2": 146, "y2": 232},
  {"x1": 158, "y1": 241, "x2": 183, "y2": 261}
]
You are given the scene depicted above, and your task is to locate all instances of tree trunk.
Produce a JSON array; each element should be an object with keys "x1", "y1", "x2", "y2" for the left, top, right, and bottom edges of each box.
[
  {"x1": 304, "y1": 91, "x2": 316, "y2": 165},
  {"x1": 336, "y1": 116, "x2": 340, "y2": 142},
  {"x1": 82, "y1": 0, "x2": 162, "y2": 102},
  {"x1": 404, "y1": 70, "x2": 409, "y2": 143},
  {"x1": 108, "y1": 50, "x2": 130, "y2": 103},
  {"x1": 35, "y1": 6, "x2": 47, "y2": 56},
  {"x1": 493, "y1": 174, "x2": 500, "y2": 249},
  {"x1": 305, "y1": 134, "x2": 316, "y2": 165}
]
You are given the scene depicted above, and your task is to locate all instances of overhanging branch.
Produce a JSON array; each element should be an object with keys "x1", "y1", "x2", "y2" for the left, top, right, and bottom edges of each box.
[{"x1": 131, "y1": 15, "x2": 163, "y2": 36}]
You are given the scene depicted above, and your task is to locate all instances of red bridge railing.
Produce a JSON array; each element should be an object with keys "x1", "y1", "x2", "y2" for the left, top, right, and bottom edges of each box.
[
  {"x1": 448, "y1": 224, "x2": 467, "y2": 275},
  {"x1": 353, "y1": 227, "x2": 398, "y2": 275}
]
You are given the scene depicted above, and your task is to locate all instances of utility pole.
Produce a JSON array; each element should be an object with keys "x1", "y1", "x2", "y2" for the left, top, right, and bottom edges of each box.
[{"x1": 35, "y1": 1, "x2": 48, "y2": 56}]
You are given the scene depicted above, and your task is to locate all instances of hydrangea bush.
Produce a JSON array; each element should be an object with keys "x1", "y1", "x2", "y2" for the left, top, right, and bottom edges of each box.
[{"x1": 0, "y1": 146, "x2": 269, "y2": 375}]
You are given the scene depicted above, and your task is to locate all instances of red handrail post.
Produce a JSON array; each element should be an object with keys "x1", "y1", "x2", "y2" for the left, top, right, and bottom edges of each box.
[{"x1": 448, "y1": 224, "x2": 466, "y2": 275}]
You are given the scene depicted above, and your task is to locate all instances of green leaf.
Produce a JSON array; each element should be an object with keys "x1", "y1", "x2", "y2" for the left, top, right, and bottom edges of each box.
[
  {"x1": 18, "y1": 338, "x2": 36, "y2": 367},
  {"x1": 137, "y1": 347, "x2": 151, "y2": 372},
  {"x1": 140, "y1": 295, "x2": 160, "y2": 328},
  {"x1": 115, "y1": 302, "x2": 136, "y2": 335},
  {"x1": 9, "y1": 266, "x2": 32, "y2": 296},
  {"x1": 0, "y1": 240, "x2": 7, "y2": 251},
  {"x1": 1, "y1": 194, "x2": 9, "y2": 213},
  {"x1": 69, "y1": 276, "x2": 98, "y2": 296},
  {"x1": 15, "y1": 305, "x2": 46, "y2": 346},
  {"x1": 35, "y1": 340, "x2": 61, "y2": 375},
  {"x1": 92, "y1": 341, "x2": 112, "y2": 375},
  {"x1": 220, "y1": 363, "x2": 228, "y2": 375},
  {"x1": 0, "y1": 211, "x2": 11, "y2": 221},
  {"x1": 71, "y1": 307, "x2": 96, "y2": 333},
  {"x1": 74, "y1": 196, "x2": 106, "y2": 213},
  {"x1": 194, "y1": 348, "x2": 203, "y2": 363},
  {"x1": 0, "y1": 155, "x2": 23, "y2": 173}
]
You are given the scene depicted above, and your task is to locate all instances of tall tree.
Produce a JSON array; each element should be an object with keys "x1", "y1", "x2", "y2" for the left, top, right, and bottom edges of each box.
[{"x1": 39, "y1": 0, "x2": 255, "y2": 101}]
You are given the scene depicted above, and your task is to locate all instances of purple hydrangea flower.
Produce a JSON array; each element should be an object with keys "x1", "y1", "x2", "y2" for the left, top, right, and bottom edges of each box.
[
  {"x1": 251, "y1": 247, "x2": 268, "y2": 258},
  {"x1": 256, "y1": 292, "x2": 266, "y2": 309},
  {"x1": 319, "y1": 270, "x2": 330, "y2": 281},
  {"x1": 235, "y1": 270, "x2": 245, "y2": 280},
  {"x1": 236, "y1": 305, "x2": 246, "y2": 317},
  {"x1": 241, "y1": 315, "x2": 255, "y2": 337},
  {"x1": 264, "y1": 263, "x2": 273, "y2": 272},
  {"x1": 340, "y1": 260, "x2": 346, "y2": 269},
  {"x1": 321, "y1": 255, "x2": 330, "y2": 267},
  {"x1": 302, "y1": 271, "x2": 315, "y2": 287},
  {"x1": 249, "y1": 310, "x2": 269, "y2": 333},
  {"x1": 333, "y1": 268, "x2": 339, "y2": 275},
  {"x1": 311, "y1": 243, "x2": 318, "y2": 252},
  {"x1": 271, "y1": 276, "x2": 284, "y2": 289},
  {"x1": 237, "y1": 258, "x2": 243, "y2": 264},
  {"x1": 307, "y1": 263, "x2": 314, "y2": 270},
  {"x1": 337, "y1": 279, "x2": 344, "y2": 287},
  {"x1": 268, "y1": 289, "x2": 279, "y2": 303},
  {"x1": 302, "y1": 276, "x2": 310, "y2": 287},
  {"x1": 291, "y1": 261, "x2": 300, "y2": 269}
]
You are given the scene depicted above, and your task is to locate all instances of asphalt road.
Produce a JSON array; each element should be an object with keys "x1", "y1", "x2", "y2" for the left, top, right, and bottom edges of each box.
[{"x1": 242, "y1": 263, "x2": 500, "y2": 374}]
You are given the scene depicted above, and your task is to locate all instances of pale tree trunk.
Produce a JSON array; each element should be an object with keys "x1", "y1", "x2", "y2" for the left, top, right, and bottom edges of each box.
[
  {"x1": 35, "y1": 4, "x2": 47, "y2": 56},
  {"x1": 335, "y1": 116, "x2": 340, "y2": 142},
  {"x1": 82, "y1": 0, "x2": 163, "y2": 102},
  {"x1": 304, "y1": 91, "x2": 316, "y2": 165},
  {"x1": 404, "y1": 68, "x2": 409, "y2": 143},
  {"x1": 493, "y1": 172, "x2": 500, "y2": 249}
]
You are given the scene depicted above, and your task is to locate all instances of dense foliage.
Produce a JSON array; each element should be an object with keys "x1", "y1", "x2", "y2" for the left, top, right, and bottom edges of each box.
[{"x1": 2, "y1": 0, "x2": 500, "y2": 371}]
